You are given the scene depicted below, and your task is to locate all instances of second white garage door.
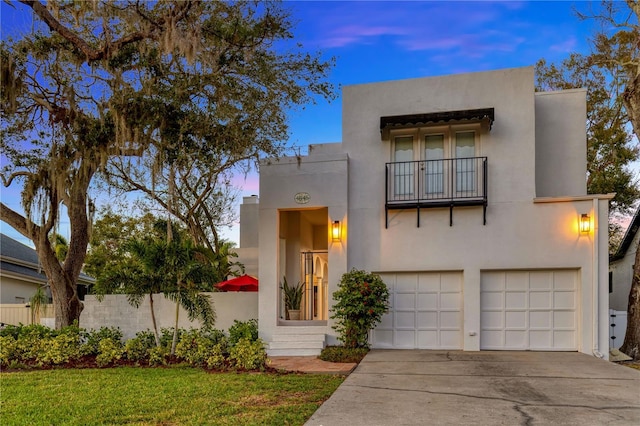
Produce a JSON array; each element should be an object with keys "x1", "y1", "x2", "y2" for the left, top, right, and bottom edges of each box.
[
  {"x1": 372, "y1": 272, "x2": 463, "y2": 349},
  {"x1": 481, "y1": 270, "x2": 578, "y2": 351}
]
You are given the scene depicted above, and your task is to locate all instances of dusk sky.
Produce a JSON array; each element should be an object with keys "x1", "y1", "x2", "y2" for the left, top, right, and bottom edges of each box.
[{"x1": 0, "y1": 1, "x2": 633, "y2": 246}]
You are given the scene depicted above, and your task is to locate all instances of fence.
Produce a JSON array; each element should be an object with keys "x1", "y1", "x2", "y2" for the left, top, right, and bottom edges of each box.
[
  {"x1": 609, "y1": 309, "x2": 628, "y2": 350},
  {"x1": 0, "y1": 304, "x2": 54, "y2": 327}
]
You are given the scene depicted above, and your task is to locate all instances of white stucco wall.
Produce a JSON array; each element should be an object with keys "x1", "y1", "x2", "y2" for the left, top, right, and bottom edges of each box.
[
  {"x1": 535, "y1": 90, "x2": 587, "y2": 197},
  {"x1": 81, "y1": 292, "x2": 258, "y2": 340},
  {"x1": 258, "y1": 147, "x2": 348, "y2": 343},
  {"x1": 610, "y1": 228, "x2": 639, "y2": 311},
  {"x1": 257, "y1": 66, "x2": 610, "y2": 357}
]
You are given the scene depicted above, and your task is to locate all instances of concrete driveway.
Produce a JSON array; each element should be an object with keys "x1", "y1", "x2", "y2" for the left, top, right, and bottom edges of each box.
[{"x1": 306, "y1": 350, "x2": 640, "y2": 425}]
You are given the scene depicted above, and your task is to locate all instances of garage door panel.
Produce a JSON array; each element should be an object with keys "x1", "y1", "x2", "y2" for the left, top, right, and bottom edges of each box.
[
  {"x1": 529, "y1": 271, "x2": 552, "y2": 290},
  {"x1": 396, "y1": 274, "x2": 418, "y2": 291},
  {"x1": 481, "y1": 292, "x2": 503, "y2": 309},
  {"x1": 440, "y1": 311, "x2": 461, "y2": 328},
  {"x1": 417, "y1": 293, "x2": 438, "y2": 310},
  {"x1": 395, "y1": 330, "x2": 415, "y2": 347},
  {"x1": 418, "y1": 274, "x2": 440, "y2": 291},
  {"x1": 554, "y1": 292, "x2": 575, "y2": 309},
  {"x1": 554, "y1": 330, "x2": 575, "y2": 348},
  {"x1": 440, "y1": 272, "x2": 462, "y2": 291},
  {"x1": 530, "y1": 311, "x2": 551, "y2": 328},
  {"x1": 440, "y1": 293, "x2": 461, "y2": 309},
  {"x1": 530, "y1": 330, "x2": 551, "y2": 347},
  {"x1": 553, "y1": 270, "x2": 576, "y2": 290},
  {"x1": 530, "y1": 292, "x2": 551, "y2": 309},
  {"x1": 372, "y1": 272, "x2": 462, "y2": 349},
  {"x1": 481, "y1": 311, "x2": 503, "y2": 328},
  {"x1": 506, "y1": 292, "x2": 527, "y2": 309},
  {"x1": 481, "y1": 270, "x2": 577, "y2": 351},
  {"x1": 506, "y1": 311, "x2": 527, "y2": 328},
  {"x1": 554, "y1": 311, "x2": 575, "y2": 328},
  {"x1": 395, "y1": 293, "x2": 416, "y2": 310},
  {"x1": 417, "y1": 311, "x2": 438, "y2": 327},
  {"x1": 505, "y1": 330, "x2": 527, "y2": 348},
  {"x1": 396, "y1": 311, "x2": 415, "y2": 328},
  {"x1": 482, "y1": 273, "x2": 504, "y2": 291},
  {"x1": 440, "y1": 331, "x2": 462, "y2": 348},
  {"x1": 506, "y1": 271, "x2": 528, "y2": 290}
]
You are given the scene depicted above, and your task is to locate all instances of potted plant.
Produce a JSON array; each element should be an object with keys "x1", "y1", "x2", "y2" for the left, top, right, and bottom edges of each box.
[{"x1": 281, "y1": 276, "x2": 304, "y2": 320}]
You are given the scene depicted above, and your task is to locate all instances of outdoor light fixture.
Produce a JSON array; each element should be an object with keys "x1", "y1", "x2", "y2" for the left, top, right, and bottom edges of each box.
[
  {"x1": 580, "y1": 214, "x2": 591, "y2": 233},
  {"x1": 332, "y1": 220, "x2": 341, "y2": 242}
]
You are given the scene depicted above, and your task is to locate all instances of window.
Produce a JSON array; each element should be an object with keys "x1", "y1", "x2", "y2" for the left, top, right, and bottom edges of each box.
[
  {"x1": 393, "y1": 136, "x2": 414, "y2": 196},
  {"x1": 391, "y1": 124, "x2": 480, "y2": 199}
]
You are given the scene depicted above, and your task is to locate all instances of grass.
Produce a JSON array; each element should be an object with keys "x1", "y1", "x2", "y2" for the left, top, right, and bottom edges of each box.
[{"x1": 0, "y1": 366, "x2": 344, "y2": 425}]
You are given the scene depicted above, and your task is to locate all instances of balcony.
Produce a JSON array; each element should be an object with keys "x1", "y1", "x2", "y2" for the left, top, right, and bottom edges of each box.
[{"x1": 385, "y1": 157, "x2": 487, "y2": 227}]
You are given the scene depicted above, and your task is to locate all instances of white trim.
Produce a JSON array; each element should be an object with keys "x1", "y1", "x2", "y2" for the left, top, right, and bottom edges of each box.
[{"x1": 534, "y1": 193, "x2": 615, "y2": 203}]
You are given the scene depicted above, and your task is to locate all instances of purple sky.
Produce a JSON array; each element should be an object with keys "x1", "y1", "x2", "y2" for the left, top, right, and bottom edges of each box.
[{"x1": 0, "y1": 1, "x2": 632, "y2": 246}]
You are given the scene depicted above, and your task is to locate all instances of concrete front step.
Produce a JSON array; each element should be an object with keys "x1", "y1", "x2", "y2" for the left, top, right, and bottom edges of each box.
[
  {"x1": 267, "y1": 330, "x2": 327, "y2": 356},
  {"x1": 267, "y1": 348, "x2": 324, "y2": 357},
  {"x1": 269, "y1": 340, "x2": 325, "y2": 350},
  {"x1": 271, "y1": 333, "x2": 326, "y2": 342}
]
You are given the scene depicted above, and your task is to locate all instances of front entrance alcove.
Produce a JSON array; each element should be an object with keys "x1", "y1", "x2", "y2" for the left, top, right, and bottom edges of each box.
[{"x1": 278, "y1": 208, "x2": 329, "y2": 325}]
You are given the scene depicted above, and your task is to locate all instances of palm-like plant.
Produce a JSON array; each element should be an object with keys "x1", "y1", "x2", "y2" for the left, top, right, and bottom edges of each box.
[{"x1": 95, "y1": 233, "x2": 216, "y2": 351}]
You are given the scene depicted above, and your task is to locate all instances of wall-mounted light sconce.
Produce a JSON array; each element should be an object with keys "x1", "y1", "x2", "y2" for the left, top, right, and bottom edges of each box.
[
  {"x1": 580, "y1": 214, "x2": 591, "y2": 233},
  {"x1": 332, "y1": 220, "x2": 341, "y2": 242}
]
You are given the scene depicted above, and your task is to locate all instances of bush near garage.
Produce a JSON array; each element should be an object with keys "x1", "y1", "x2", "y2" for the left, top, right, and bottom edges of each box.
[{"x1": 331, "y1": 269, "x2": 390, "y2": 349}]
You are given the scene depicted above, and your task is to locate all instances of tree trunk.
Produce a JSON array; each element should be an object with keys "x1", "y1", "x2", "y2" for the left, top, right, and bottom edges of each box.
[
  {"x1": 620, "y1": 238, "x2": 640, "y2": 359},
  {"x1": 171, "y1": 297, "x2": 180, "y2": 356},
  {"x1": 149, "y1": 293, "x2": 161, "y2": 347}
]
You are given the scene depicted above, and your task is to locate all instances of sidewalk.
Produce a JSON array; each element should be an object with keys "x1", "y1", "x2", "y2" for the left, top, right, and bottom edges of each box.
[{"x1": 268, "y1": 356, "x2": 357, "y2": 375}]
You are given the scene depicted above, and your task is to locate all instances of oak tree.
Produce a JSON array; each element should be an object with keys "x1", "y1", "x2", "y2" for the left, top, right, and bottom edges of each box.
[{"x1": 1, "y1": 0, "x2": 334, "y2": 328}]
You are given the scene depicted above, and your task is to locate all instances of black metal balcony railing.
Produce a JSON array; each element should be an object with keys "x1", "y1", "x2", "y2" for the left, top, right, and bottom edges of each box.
[{"x1": 385, "y1": 157, "x2": 487, "y2": 227}]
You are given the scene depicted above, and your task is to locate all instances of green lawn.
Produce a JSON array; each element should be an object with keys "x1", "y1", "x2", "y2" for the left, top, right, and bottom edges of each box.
[{"x1": 1, "y1": 367, "x2": 344, "y2": 425}]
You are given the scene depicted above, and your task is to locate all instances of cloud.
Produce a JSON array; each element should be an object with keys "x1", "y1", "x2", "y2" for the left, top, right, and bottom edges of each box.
[{"x1": 549, "y1": 36, "x2": 578, "y2": 53}]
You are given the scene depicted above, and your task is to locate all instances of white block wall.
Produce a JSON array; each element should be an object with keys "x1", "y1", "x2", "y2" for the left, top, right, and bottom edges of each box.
[{"x1": 80, "y1": 292, "x2": 258, "y2": 340}]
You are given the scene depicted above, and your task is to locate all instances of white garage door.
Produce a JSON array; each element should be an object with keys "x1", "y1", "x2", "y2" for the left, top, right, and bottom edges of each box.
[
  {"x1": 372, "y1": 272, "x2": 463, "y2": 349},
  {"x1": 481, "y1": 270, "x2": 578, "y2": 350}
]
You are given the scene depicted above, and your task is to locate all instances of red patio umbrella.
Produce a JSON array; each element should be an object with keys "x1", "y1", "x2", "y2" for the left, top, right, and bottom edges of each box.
[{"x1": 214, "y1": 274, "x2": 258, "y2": 292}]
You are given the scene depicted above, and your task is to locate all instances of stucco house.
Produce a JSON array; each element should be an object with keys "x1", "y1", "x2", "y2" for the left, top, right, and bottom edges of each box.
[
  {"x1": 235, "y1": 66, "x2": 612, "y2": 359},
  {"x1": 0, "y1": 233, "x2": 93, "y2": 304},
  {"x1": 610, "y1": 207, "x2": 639, "y2": 312}
]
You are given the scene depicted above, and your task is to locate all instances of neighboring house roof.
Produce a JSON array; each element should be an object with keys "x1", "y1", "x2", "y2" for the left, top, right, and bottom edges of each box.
[
  {"x1": 610, "y1": 206, "x2": 640, "y2": 262},
  {"x1": 0, "y1": 233, "x2": 94, "y2": 285}
]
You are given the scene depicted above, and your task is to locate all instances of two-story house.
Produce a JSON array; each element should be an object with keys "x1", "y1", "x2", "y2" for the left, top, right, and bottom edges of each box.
[{"x1": 237, "y1": 67, "x2": 612, "y2": 359}]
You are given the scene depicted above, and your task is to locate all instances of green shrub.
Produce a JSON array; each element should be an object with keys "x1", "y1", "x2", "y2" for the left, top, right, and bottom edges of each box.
[
  {"x1": 160, "y1": 327, "x2": 183, "y2": 348},
  {"x1": 0, "y1": 324, "x2": 24, "y2": 339},
  {"x1": 228, "y1": 337, "x2": 266, "y2": 370},
  {"x1": 175, "y1": 329, "x2": 211, "y2": 366},
  {"x1": 37, "y1": 333, "x2": 82, "y2": 366},
  {"x1": 331, "y1": 269, "x2": 390, "y2": 348},
  {"x1": 83, "y1": 327, "x2": 123, "y2": 355},
  {"x1": 206, "y1": 343, "x2": 228, "y2": 369},
  {"x1": 0, "y1": 335, "x2": 17, "y2": 366},
  {"x1": 319, "y1": 346, "x2": 369, "y2": 363},
  {"x1": 228, "y1": 319, "x2": 258, "y2": 347},
  {"x1": 124, "y1": 331, "x2": 157, "y2": 362},
  {"x1": 96, "y1": 338, "x2": 124, "y2": 367},
  {"x1": 148, "y1": 346, "x2": 168, "y2": 366}
]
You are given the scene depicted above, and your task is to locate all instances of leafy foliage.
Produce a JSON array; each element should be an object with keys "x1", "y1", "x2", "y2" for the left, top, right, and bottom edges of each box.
[
  {"x1": 1, "y1": 324, "x2": 267, "y2": 371},
  {"x1": 331, "y1": 269, "x2": 390, "y2": 349},
  {"x1": 228, "y1": 319, "x2": 258, "y2": 347},
  {"x1": 319, "y1": 346, "x2": 369, "y2": 363},
  {"x1": 228, "y1": 338, "x2": 267, "y2": 371},
  {"x1": 536, "y1": 55, "x2": 639, "y2": 213},
  {"x1": 281, "y1": 277, "x2": 304, "y2": 311},
  {"x1": 96, "y1": 338, "x2": 124, "y2": 367},
  {"x1": 0, "y1": 0, "x2": 334, "y2": 328}
]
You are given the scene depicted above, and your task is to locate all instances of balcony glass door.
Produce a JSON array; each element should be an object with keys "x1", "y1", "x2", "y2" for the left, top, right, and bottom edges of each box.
[
  {"x1": 424, "y1": 134, "x2": 445, "y2": 196},
  {"x1": 394, "y1": 136, "x2": 414, "y2": 197},
  {"x1": 455, "y1": 131, "x2": 476, "y2": 194}
]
